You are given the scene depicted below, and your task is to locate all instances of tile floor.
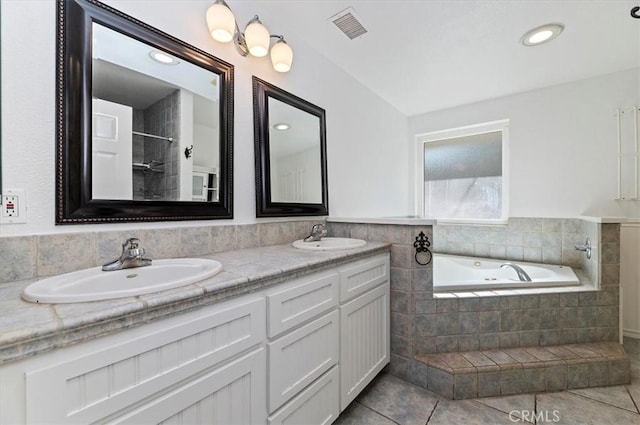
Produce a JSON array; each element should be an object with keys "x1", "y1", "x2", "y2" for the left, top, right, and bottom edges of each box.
[{"x1": 335, "y1": 338, "x2": 640, "y2": 425}]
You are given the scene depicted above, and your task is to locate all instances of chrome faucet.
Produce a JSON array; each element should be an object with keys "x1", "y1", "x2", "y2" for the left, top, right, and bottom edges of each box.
[
  {"x1": 102, "y1": 238, "x2": 152, "y2": 271},
  {"x1": 303, "y1": 223, "x2": 328, "y2": 242},
  {"x1": 500, "y1": 263, "x2": 532, "y2": 282}
]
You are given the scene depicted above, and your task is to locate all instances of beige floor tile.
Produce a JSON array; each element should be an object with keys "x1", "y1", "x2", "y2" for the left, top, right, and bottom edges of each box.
[
  {"x1": 357, "y1": 373, "x2": 439, "y2": 425},
  {"x1": 568, "y1": 385, "x2": 638, "y2": 413},
  {"x1": 474, "y1": 394, "x2": 535, "y2": 422},
  {"x1": 333, "y1": 402, "x2": 397, "y2": 425},
  {"x1": 536, "y1": 391, "x2": 640, "y2": 425},
  {"x1": 428, "y1": 398, "x2": 516, "y2": 425}
]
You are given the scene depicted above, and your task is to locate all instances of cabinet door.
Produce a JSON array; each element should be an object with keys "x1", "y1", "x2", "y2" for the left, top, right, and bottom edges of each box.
[
  {"x1": 192, "y1": 171, "x2": 208, "y2": 201},
  {"x1": 340, "y1": 283, "x2": 390, "y2": 411},
  {"x1": 25, "y1": 298, "x2": 265, "y2": 424},
  {"x1": 268, "y1": 366, "x2": 339, "y2": 425},
  {"x1": 268, "y1": 310, "x2": 339, "y2": 413},
  {"x1": 111, "y1": 348, "x2": 266, "y2": 424}
]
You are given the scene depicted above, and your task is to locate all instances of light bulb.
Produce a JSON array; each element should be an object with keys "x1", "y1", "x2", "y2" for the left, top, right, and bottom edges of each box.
[
  {"x1": 527, "y1": 30, "x2": 553, "y2": 44},
  {"x1": 521, "y1": 23, "x2": 564, "y2": 46},
  {"x1": 149, "y1": 51, "x2": 178, "y2": 65},
  {"x1": 273, "y1": 123, "x2": 290, "y2": 130}
]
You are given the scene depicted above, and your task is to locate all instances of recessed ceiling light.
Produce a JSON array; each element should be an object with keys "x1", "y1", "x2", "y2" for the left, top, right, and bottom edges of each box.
[
  {"x1": 521, "y1": 23, "x2": 564, "y2": 46},
  {"x1": 149, "y1": 50, "x2": 179, "y2": 65},
  {"x1": 273, "y1": 123, "x2": 290, "y2": 131}
]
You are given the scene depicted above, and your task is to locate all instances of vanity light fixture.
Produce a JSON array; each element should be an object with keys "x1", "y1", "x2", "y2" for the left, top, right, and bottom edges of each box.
[
  {"x1": 206, "y1": 0, "x2": 293, "y2": 72},
  {"x1": 521, "y1": 23, "x2": 564, "y2": 46},
  {"x1": 149, "y1": 50, "x2": 179, "y2": 65},
  {"x1": 273, "y1": 123, "x2": 290, "y2": 131}
]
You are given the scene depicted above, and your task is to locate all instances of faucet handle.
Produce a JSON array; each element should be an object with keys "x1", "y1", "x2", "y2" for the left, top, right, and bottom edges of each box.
[
  {"x1": 121, "y1": 238, "x2": 145, "y2": 258},
  {"x1": 122, "y1": 238, "x2": 140, "y2": 249},
  {"x1": 311, "y1": 223, "x2": 326, "y2": 234}
]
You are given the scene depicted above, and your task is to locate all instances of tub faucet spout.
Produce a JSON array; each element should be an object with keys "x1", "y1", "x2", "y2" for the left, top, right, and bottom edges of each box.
[{"x1": 500, "y1": 263, "x2": 532, "y2": 282}]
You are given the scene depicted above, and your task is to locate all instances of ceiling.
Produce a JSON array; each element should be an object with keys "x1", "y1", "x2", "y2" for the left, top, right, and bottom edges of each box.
[{"x1": 246, "y1": 0, "x2": 640, "y2": 117}]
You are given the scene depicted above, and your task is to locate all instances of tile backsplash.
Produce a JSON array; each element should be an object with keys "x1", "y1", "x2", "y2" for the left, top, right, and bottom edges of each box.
[
  {"x1": 433, "y1": 218, "x2": 587, "y2": 266},
  {"x1": 0, "y1": 220, "x2": 322, "y2": 284}
]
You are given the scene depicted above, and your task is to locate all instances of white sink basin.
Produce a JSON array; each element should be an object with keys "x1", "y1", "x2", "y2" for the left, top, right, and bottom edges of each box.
[
  {"x1": 22, "y1": 258, "x2": 223, "y2": 304},
  {"x1": 292, "y1": 237, "x2": 366, "y2": 251}
]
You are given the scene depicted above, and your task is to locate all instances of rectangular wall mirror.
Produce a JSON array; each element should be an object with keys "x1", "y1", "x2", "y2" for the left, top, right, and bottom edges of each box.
[
  {"x1": 253, "y1": 77, "x2": 328, "y2": 217},
  {"x1": 56, "y1": 0, "x2": 234, "y2": 223}
]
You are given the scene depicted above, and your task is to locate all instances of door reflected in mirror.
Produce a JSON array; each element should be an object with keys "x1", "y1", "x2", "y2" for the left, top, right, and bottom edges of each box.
[
  {"x1": 253, "y1": 77, "x2": 328, "y2": 217},
  {"x1": 268, "y1": 97, "x2": 322, "y2": 204},
  {"x1": 91, "y1": 23, "x2": 220, "y2": 202}
]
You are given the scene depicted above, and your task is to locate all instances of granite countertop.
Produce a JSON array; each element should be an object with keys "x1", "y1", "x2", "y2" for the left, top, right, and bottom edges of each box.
[{"x1": 0, "y1": 242, "x2": 390, "y2": 365}]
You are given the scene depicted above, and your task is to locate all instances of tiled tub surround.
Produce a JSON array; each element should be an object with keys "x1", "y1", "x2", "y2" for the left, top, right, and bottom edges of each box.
[
  {"x1": 0, "y1": 239, "x2": 389, "y2": 364},
  {"x1": 433, "y1": 218, "x2": 603, "y2": 285},
  {"x1": 325, "y1": 217, "x2": 626, "y2": 398},
  {"x1": 0, "y1": 220, "x2": 324, "y2": 284}
]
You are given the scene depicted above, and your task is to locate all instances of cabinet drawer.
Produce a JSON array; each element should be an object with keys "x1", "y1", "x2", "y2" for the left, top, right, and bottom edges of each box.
[
  {"x1": 25, "y1": 297, "x2": 265, "y2": 424},
  {"x1": 268, "y1": 310, "x2": 339, "y2": 413},
  {"x1": 267, "y1": 272, "x2": 339, "y2": 337},
  {"x1": 111, "y1": 348, "x2": 266, "y2": 425},
  {"x1": 268, "y1": 366, "x2": 339, "y2": 425},
  {"x1": 339, "y1": 254, "x2": 389, "y2": 302}
]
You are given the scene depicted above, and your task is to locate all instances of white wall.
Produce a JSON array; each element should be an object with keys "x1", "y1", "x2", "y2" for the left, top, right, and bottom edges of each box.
[
  {"x1": 409, "y1": 68, "x2": 640, "y2": 219},
  {"x1": 0, "y1": 0, "x2": 409, "y2": 236},
  {"x1": 272, "y1": 148, "x2": 322, "y2": 203}
]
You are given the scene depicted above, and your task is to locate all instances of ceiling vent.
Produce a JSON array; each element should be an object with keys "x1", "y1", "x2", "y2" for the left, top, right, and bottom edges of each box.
[{"x1": 329, "y1": 7, "x2": 367, "y2": 40}]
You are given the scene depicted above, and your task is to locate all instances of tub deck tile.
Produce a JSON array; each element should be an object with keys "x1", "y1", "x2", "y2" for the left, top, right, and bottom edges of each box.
[
  {"x1": 483, "y1": 350, "x2": 518, "y2": 365},
  {"x1": 544, "y1": 345, "x2": 577, "y2": 359},
  {"x1": 507, "y1": 348, "x2": 540, "y2": 363},
  {"x1": 524, "y1": 346, "x2": 561, "y2": 361},
  {"x1": 460, "y1": 351, "x2": 495, "y2": 367}
]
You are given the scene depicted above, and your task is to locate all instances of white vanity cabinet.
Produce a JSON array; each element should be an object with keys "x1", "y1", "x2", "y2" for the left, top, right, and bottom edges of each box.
[
  {"x1": 265, "y1": 253, "x2": 390, "y2": 420},
  {"x1": 1, "y1": 296, "x2": 266, "y2": 424},
  {"x1": 0, "y1": 252, "x2": 390, "y2": 425}
]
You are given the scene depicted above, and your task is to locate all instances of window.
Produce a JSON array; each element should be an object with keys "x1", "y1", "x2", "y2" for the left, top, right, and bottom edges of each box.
[{"x1": 416, "y1": 120, "x2": 509, "y2": 223}]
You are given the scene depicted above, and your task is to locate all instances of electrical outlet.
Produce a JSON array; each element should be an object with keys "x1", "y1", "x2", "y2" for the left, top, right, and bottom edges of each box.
[{"x1": 1, "y1": 189, "x2": 27, "y2": 224}]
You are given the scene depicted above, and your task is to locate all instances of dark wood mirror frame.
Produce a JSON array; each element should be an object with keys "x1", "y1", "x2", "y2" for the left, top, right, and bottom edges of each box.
[
  {"x1": 253, "y1": 77, "x2": 329, "y2": 217},
  {"x1": 56, "y1": 0, "x2": 234, "y2": 224}
]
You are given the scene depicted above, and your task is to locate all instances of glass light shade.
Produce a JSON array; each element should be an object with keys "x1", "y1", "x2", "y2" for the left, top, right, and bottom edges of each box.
[
  {"x1": 245, "y1": 20, "x2": 270, "y2": 57},
  {"x1": 206, "y1": 3, "x2": 236, "y2": 43},
  {"x1": 270, "y1": 40, "x2": 293, "y2": 72}
]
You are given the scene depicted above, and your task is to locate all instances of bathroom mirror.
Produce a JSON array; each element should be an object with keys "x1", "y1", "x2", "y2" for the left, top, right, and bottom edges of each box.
[
  {"x1": 56, "y1": 0, "x2": 234, "y2": 223},
  {"x1": 253, "y1": 77, "x2": 328, "y2": 217}
]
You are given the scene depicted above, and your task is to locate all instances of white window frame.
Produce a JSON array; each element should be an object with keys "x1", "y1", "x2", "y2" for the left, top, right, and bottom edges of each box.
[{"x1": 414, "y1": 119, "x2": 510, "y2": 225}]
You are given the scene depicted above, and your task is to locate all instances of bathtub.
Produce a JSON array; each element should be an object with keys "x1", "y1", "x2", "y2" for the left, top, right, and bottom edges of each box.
[{"x1": 434, "y1": 253, "x2": 581, "y2": 292}]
